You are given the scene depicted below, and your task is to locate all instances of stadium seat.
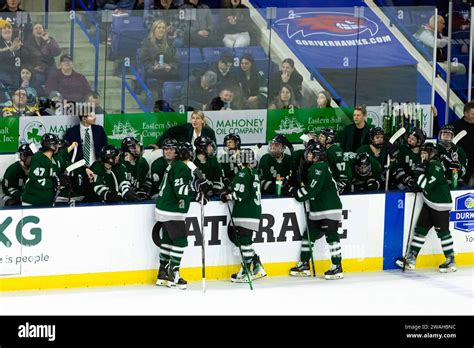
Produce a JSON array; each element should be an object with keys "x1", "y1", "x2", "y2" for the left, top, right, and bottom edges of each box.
[
  {"x1": 162, "y1": 81, "x2": 185, "y2": 109},
  {"x1": 234, "y1": 46, "x2": 267, "y2": 60},
  {"x1": 202, "y1": 47, "x2": 233, "y2": 64},
  {"x1": 109, "y1": 16, "x2": 147, "y2": 60}
]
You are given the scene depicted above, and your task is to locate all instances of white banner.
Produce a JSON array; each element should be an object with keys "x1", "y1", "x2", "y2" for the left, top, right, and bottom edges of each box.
[
  {"x1": 0, "y1": 195, "x2": 386, "y2": 277},
  {"x1": 403, "y1": 190, "x2": 474, "y2": 256},
  {"x1": 18, "y1": 114, "x2": 104, "y2": 145},
  {"x1": 188, "y1": 110, "x2": 267, "y2": 145}
]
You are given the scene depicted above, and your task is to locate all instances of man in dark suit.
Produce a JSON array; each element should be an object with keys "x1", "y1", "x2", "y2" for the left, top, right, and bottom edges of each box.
[{"x1": 63, "y1": 111, "x2": 107, "y2": 166}]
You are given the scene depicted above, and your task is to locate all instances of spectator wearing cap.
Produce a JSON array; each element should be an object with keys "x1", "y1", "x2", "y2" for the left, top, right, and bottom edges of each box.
[
  {"x1": 22, "y1": 22, "x2": 62, "y2": 85},
  {"x1": 45, "y1": 54, "x2": 92, "y2": 103},
  {"x1": 210, "y1": 52, "x2": 238, "y2": 91},
  {"x1": 269, "y1": 58, "x2": 303, "y2": 104},
  {"x1": 63, "y1": 110, "x2": 107, "y2": 166},
  {"x1": 0, "y1": 20, "x2": 21, "y2": 87}
]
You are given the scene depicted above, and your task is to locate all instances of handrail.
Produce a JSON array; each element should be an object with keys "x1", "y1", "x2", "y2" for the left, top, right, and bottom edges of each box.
[
  {"x1": 121, "y1": 62, "x2": 153, "y2": 113},
  {"x1": 70, "y1": 0, "x2": 100, "y2": 92},
  {"x1": 45, "y1": 0, "x2": 49, "y2": 29}
]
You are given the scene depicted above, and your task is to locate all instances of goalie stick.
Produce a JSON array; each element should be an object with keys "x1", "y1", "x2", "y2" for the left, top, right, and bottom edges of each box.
[{"x1": 452, "y1": 130, "x2": 467, "y2": 145}]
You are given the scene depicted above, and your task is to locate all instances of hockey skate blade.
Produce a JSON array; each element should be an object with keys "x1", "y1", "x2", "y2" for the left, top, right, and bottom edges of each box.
[
  {"x1": 167, "y1": 282, "x2": 187, "y2": 290},
  {"x1": 439, "y1": 266, "x2": 457, "y2": 273},
  {"x1": 324, "y1": 273, "x2": 344, "y2": 280},
  {"x1": 155, "y1": 279, "x2": 168, "y2": 287},
  {"x1": 289, "y1": 270, "x2": 311, "y2": 277},
  {"x1": 395, "y1": 258, "x2": 415, "y2": 270}
]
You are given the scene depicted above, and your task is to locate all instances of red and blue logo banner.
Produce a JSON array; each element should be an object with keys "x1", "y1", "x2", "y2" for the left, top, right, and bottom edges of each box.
[{"x1": 272, "y1": 7, "x2": 417, "y2": 69}]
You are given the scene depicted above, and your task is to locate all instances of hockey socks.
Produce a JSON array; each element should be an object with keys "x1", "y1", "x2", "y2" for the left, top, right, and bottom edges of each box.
[
  {"x1": 170, "y1": 236, "x2": 188, "y2": 271},
  {"x1": 239, "y1": 234, "x2": 255, "y2": 265},
  {"x1": 437, "y1": 230, "x2": 455, "y2": 258},
  {"x1": 408, "y1": 227, "x2": 430, "y2": 257},
  {"x1": 325, "y1": 231, "x2": 342, "y2": 266}
]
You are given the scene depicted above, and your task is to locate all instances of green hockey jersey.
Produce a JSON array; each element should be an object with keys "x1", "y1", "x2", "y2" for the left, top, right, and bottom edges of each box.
[
  {"x1": 356, "y1": 144, "x2": 388, "y2": 168},
  {"x1": 436, "y1": 144, "x2": 468, "y2": 183},
  {"x1": 416, "y1": 159, "x2": 452, "y2": 211},
  {"x1": 259, "y1": 153, "x2": 292, "y2": 194},
  {"x1": 294, "y1": 161, "x2": 342, "y2": 220},
  {"x1": 229, "y1": 166, "x2": 262, "y2": 231},
  {"x1": 194, "y1": 156, "x2": 224, "y2": 193},
  {"x1": 150, "y1": 156, "x2": 171, "y2": 197},
  {"x1": 89, "y1": 161, "x2": 131, "y2": 201},
  {"x1": 2, "y1": 161, "x2": 28, "y2": 201},
  {"x1": 120, "y1": 156, "x2": 152, "y2": 193},
  {"x1": 155, "y1": 160, "x2": 194, "y2": 221},
  {"x1": 21, "y1": 152, "x2": 58, "y2": 206},
  {"x1": 326, "y1": 143, "x2": 352, "y2": 184},
  {"x1": 219, "y1": 151, "x2": 239, "y2": 183},
  {"x1": 349, "y1": 155, "x2": 383, "y2": 192}
]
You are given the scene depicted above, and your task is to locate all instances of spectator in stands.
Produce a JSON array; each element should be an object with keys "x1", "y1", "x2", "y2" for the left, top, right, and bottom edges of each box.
[
  {"x1": 0, "y1": 20, "x2": 21, "y2": 87},
  {"x1": 85, "y1": 91, "x2": 104, "y2": 114},
  {"x1": 20, "y1": 67, "x2": 45, "y2": 98},
  {"x1": 141, "y1": 20, "x2": 178, "y2": 99},
  {"x1": 179, "y1": 0, "x2": 213, "y2": 47},
  {"x1": 185, "y1": 70, "x2": 217, "y2": 110},
  {"x1": 208, "y1": 86, "x2": 234, "y2": 110},
  {"x1": 268, "y1": 84, "x2": 298, "y2": 110},
  {"x1": 153, "y1": 99, "x2": 175, "y2": 112},
  {"x1": 45, "y1": 54, "x2": 92, "y2": 103},
  {"x1": 63, "y1": 110, "x2": 107, "y2": 167},
  {"x1": 0, "y1": 0, "x2": 31, "y2": 35},
  {"x1": 414, "y1": 15, "x2": 466, "y2": 75},
  {"x1": 2, "y1": 88, "x2": 39, "y2": 116},
  {"x1": 210, "y1": 52, "x2": 238, "y2": 90},
  {"x1": 269, "y1": 58, "x2": 303, "y2": 104},
  {"x1": 96, "y1": 0, "x2": 136, "y2": 10},
  {"x1": 221, "y1": 0, "x2": 251, "y2": 48},
  {"x1": 144, "y1": 0, "x2": 185, "y2": 48},
  {"x1": 316, "y1": 90, "x2": 332, "y2": 108},
  {"x1": 338, "y1": 105, "x2": 373, "y2": 153},
  {"x1": 238, "y1": 53, "x2": 267, "y2": 109},
  {"x1": 22, "y1": 23, "x2": 61, "y2": 85},
  {"x1": 156, "y1": 110, "x2": 216, "y2": 147},
  {"x1": 451, "y1": 101, "x2": 474, "y2": 186},
  {"x1": 39, "y1": 90, "x2": 63, "y2": 116}
]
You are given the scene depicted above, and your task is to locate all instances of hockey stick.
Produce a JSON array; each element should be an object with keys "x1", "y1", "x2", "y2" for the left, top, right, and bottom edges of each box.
[
  {"x1": 403, "y1": 192, "x2": 418, "y2": 272},
  {"x1": 385, "y1": 127, "x2": 406, "y2": 192},
  {"x1": 52, "y1": 160, "x2": 86, "y2": 207},
  {"x1": 226, "y1": 202, "x2": 254, "y2": 290},
  {"x1": 452, "y1": 130, "x2": 467, "y2": 145},
  {"x1": 303, "y1": 200, "x2": 316, "y2": 277},
  {"x1": 186, "y1": 161, "x2": 207, "y2": 292}
]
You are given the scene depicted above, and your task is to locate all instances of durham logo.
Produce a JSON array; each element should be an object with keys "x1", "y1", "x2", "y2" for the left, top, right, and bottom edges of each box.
[
  {"x1": 274, "y1": 11, "x2": 379, "y2": 38},
  {"x1": 449, "y1": 193, "x2": 474, "y2": 233}
]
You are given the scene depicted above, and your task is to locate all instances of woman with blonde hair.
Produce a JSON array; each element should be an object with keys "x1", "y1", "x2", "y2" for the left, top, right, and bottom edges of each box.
[
  {"x1": 141, "y1": 19, "x2": 178, "y2": 97},
  {"x1": 156, "y1": 110, "x2": 217, "y2": 148}
]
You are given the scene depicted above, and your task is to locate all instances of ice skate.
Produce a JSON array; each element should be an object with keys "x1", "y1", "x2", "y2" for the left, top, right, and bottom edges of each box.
[
  {"x1": 290, "y1": 261, "x2": 311, "y2": 277},
  {"x1": 155, "y1": 264, "x2": 169, "y2": 287},
  {"x1": 167, "y1": 270, "x2": 187, "y2": 290},
  {"x1": 439, "y1": 256, "x2": 456, "y2": 273},
  {"x1": 395, "y1": 251, "x2": 416, "y2": 270},
  {"x1": 324, "y1": 264, "x2": 344, "y2": 280},
  {"x1": 251, "y1": 255, "x2": 267, "y2": 280},
  {"x1": 231, "y1": 264, "x2": 252, "y2": 283}
]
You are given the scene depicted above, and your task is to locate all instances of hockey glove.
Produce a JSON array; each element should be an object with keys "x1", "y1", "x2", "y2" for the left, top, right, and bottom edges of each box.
[
  {"x1": 123, "y1": 189, "x2": 141, "y2": 202},
  {"x1": 386, "y1": 142, "x2": 399, "y2": 158},
  {"x1": 441, "y1": 154, "x2": 461, "y2": 171},
  {"x1": 105, "y1": 191, "x2": 121, "y2": 203},
  {"x1": 413, "y1": 163, "x2": 427, "y2": 177},
  {"x1": 336, "y1": 181, "x2": 347, "y2": 195},
  {"x1": 220, "y1": 191, "x2": 233, "y2": 203},
  {"x1": 136, "y1": 191, "x2": 151, "y2": 200},
  {"x1": 193, "y1": 177, "x2": 209, "y2": 193},
  {"x1": 58, "y1": 173, "x2": 71, "y2": 188},
  {"x1": 222, "y1": 177, "x2": 232, "y2": 191},
  {"x1": 365, "y1": 178, "x2": 380, "y2": 191},
  {"x1": 281, "y1": 184, "x2": 295, "y2": 197}
]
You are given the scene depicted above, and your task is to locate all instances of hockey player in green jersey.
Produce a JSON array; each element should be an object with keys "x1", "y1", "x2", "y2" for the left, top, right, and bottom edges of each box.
[
  {"x1": 150, "y1": 138, "x2": 177, "y2": 198},
  {"x1": 89, "y1": 145, "x2": 141, "y2": 203},
  {"x1": 349, "y1": 152, "x2": 383, "y2": 193},
  {"x1": 437, "y1": 125, "x2": 468, "y2": 187},
  {"x1": 219, "y1": 133, "x2": 241, "y2": 183},
  {"x1": 2, "y1": 143, "x2": 35, "y2": 206},
  {"x1": 220, "y1": 148, "x2": 266, "y2": 282},
  {"x1": 356, "y1": 126, "x2": 388, "y2": 168},
  {"x1": 391, "y1": 128, "x2": 425, "y2": 191},
  {"x1": 120, "y1": 136, "x2": 152, "y2": 198},
  {"x1": 154, "y1": 142, "x2": 208, "y2": 289},
  {"x1": 396, "y1": 143, "x2": 456, "y2": 273},
  {"x1": 289, "y1": 132, "x2": 318, "y2": 189},
  {"x1": 21, "y1": 134, "x2": 67, "y2": 206},
  {"x1": 259, "y1": 134, "x2": 293, "y2": 195},
  {"x1": 288, "y1": 141, "x2": 344, "y2": 280},
  {"x1": 193, "y1": 136, "x2": 224, "y2": 196},
  {"x1": 318, "y1": 127, "x2": 352, "y2": 194}
]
